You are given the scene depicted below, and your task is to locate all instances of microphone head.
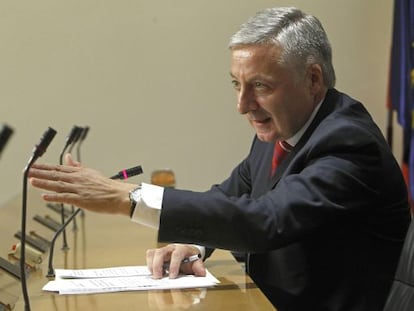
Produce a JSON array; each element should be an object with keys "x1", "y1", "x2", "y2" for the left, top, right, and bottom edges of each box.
[
  {"x1": 72, "y1": 126, "x2": 83, "y2": 144},
  {"x1": 66, "y1": 125, "x2": 81, "y2": 146},
  {"x1": 110, "y1": 165, "x2": 143, "y2": 180},
  {"x1": 34, "y1": 127, "x2": 57, "y2": 158},
  {"x1": 0, "y1": 124, "x2": 14, "y2": 156},
  {"x1": 79, "y1": 126, "x2": 90, "y2": 142},
  {"x1": 127, "y1": 165, "x2": 143, "y2": 177}
]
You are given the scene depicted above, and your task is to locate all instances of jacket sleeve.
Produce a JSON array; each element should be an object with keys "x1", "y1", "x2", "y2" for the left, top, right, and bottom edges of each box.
[{"x1": 158, "y1": 111, "x2": 409, "y2": 253}]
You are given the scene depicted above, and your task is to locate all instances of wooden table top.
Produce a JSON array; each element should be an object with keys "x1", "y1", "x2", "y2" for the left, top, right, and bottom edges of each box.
[{"x1": 0, "y1": 191, "x2": 275, "y2": 310}]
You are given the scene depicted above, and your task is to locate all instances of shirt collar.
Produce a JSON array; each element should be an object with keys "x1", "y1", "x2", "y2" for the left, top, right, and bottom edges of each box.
[{"x1": 285, "y1": 97, "x2": 324, "y2": 147}]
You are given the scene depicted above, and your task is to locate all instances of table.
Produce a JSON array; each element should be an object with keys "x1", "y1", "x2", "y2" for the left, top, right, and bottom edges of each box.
[{"x1": 0, "y1": 191, "x2": 275, "y2": 310}]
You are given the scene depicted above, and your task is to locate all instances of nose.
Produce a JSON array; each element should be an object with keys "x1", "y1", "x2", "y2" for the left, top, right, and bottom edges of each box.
[{"x1": 237, "y1": 87, "x2": 258, "y2": 114}]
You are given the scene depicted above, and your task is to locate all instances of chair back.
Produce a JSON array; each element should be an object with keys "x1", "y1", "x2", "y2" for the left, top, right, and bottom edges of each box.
[{"x1": 383, "y1": 218, "x2": 414, "y2": 310}]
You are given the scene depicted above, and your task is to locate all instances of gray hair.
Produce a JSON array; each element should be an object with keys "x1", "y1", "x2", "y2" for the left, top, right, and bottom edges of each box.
[{"x1": 229, "y1": 7, "x2": 336, "y2": 88}]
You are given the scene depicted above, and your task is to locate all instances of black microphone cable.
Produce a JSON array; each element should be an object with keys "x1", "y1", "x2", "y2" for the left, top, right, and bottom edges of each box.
[
  {"x1": 21, "y1": 127, "x2": 57, "y2": 311},
  {"x1": 46, "y1": 164, "x2": 143, "y2": 277}
]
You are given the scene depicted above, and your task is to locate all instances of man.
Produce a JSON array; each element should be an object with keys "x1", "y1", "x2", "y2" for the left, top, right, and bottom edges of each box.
[{"x1": 29, "y1": 7, "x2": 410, "y2": 311}]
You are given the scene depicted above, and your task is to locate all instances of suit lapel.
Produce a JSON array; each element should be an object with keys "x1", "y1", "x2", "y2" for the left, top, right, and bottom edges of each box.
[{"x1": 269, "y1": 89, "x2": 339, "y2": 189}]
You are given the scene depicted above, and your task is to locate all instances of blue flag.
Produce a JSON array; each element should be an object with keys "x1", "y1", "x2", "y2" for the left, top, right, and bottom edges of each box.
[{"x1": 389, "y1": 0, "x2": 414, "y2": 202}]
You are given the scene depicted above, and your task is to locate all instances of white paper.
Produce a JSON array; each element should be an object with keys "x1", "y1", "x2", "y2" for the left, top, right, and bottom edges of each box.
[
  {"x1": 43, "y1": 266, "x2": 220, "y2": 295},
  {"x1": 55, "y1": 266, "x2": 151, "y2": 279}
]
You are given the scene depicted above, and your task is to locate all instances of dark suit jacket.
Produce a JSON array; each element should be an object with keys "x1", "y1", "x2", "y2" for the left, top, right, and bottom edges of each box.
[{"x1": 158, "y1": 89, "x2": 410, "y2": 311}]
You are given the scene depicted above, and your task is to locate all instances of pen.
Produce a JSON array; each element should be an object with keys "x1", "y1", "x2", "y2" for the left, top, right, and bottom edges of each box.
[
  {"x1": 163, "y1": 254, "x2": 201, "y2": 271},
  {"x1": 181, "y1": 254, "x2": 201, "y2": 264}
]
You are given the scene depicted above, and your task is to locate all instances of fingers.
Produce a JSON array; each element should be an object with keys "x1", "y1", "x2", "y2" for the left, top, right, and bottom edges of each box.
[
  {"x1": 29, "y1": 171, "x2": 72, "y2": 186},
  {"x1": 168, "y1": 250, "x2": 187, "y2": 279},
  {"x1": 146, "y1": 244, "x2": 203, "y2": 280},
  {"x1": 146, "y1": 246, "x2": 173, "y2": 279},
  {"x1": 41, "y1": 192, "x2": 79, "y2": 205},
  {"x1": 29, "y1": 178, "x2": 75, "y2": 193},
  {"x1": 29, "y1": 154, "x2": 83, "y2": 180},
  {"x1": 29, "y1": 160, "x2": 97, "y2": 190},
  {"x1": 29, "y1": 167, "x2": 80, "y2": 185},
  {"x1": 187, "y1": 259, "x2": 206, "y2": 277},
  {"x1": 30, "y1": 162, "x2": 78, "y2": 173}
]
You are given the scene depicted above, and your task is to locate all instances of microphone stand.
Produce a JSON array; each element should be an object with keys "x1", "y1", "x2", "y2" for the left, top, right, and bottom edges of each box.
[
  {"x1": 69, "y1": 126, "x2": 90, "y2": 227},
  {"x1": 58, "y1": 126, "x2": 82, "y2": 250},
  {"x1": 21, "y1": 127, "x2": 57, "y2": 311},
  {"x1": 46, "y1": 164, "x2": 143, "y2": 278},
  {"x1": 66, "y1": 127, "x2": 84, "y2": 231},
  {"x1": 46, "y1": 208, "x2": 82, "y2": 277}
]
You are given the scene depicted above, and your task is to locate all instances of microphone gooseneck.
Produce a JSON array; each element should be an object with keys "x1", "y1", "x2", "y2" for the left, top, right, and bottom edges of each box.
[
  {"x1": 59, "y1": 126, "x2": 82, "y2": 249},
  {"x1": 21, "y1": 127, "x2": 57, "y2": 311},
  {"x1": 68, "y1": 126, "x2": 90, "y2": 225},
  {"x1": 46, "y1": 208, "x2": 82, "y2": 277}
]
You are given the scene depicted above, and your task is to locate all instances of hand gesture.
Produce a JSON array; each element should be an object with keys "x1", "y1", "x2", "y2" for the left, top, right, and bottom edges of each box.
[
  {"x1": 146, "y1": 244, "x2": 205, "y2": 279},
  {"x1": 29, "y1": 153, "x2": 136, "y2": 216}
]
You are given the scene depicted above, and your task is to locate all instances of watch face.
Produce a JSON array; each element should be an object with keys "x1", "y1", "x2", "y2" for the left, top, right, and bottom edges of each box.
[{"x1": 130, "y1": 188, "x2": 141, "y2": 202}]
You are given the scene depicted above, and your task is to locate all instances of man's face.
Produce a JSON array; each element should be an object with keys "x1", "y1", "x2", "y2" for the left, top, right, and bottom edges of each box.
[{"x1": 230, "y1": 45, "x2": 321, "y2": 142}]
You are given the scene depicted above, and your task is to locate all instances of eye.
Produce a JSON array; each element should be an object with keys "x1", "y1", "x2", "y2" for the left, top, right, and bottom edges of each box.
[
  {"x1": 254, "y1": 81, "x2": 266, "y2": 89},
  {"x1": 231, "y1": 80, "x2": 241, "y2": 91}
]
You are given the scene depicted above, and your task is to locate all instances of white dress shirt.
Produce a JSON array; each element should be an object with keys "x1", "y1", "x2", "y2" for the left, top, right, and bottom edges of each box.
[{"x1": 131, "y1": 99, "x2": 324, "y2": 259}]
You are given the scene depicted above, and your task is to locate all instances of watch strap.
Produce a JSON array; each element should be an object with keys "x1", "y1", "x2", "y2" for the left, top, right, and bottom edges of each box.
[{"x1": 128, "y1": 186, "x2": 141, "y2": 218}]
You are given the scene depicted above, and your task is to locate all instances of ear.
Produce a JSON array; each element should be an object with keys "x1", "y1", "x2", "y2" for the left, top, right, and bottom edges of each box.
[{"x1": 307, "y1": 63, "x2": 324, "y2": 95}]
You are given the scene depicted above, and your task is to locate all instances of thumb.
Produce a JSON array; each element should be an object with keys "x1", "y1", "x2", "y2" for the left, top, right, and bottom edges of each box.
[
  {"x1": 65, "y1": 153, "x2": 81, "y2": 167},
  {"x1": 192, "y1": 260, "x2": 206, "y2": 277}
]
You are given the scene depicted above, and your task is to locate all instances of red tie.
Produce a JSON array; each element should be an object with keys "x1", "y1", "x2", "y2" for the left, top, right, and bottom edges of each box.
[{"x1": 271, "y1": 141, "x2": 292, "y2": 176}]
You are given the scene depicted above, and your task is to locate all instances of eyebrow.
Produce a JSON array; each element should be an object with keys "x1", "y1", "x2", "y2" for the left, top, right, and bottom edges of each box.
[{"x1": 229, "y1": 72, "x2": 275, "y2": 82}]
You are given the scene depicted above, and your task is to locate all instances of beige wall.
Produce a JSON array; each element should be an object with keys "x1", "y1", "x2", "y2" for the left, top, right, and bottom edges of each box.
[{"x1": 0, "y1": 0, "x2": 400, "y2": 205}]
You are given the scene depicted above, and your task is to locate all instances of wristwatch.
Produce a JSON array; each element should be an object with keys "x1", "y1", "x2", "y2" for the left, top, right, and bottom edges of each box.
[{"x1": 128, "y1": 186, "x2": 141, "y2": 217}]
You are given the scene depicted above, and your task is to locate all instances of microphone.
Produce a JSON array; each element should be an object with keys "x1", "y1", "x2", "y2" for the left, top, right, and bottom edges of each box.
[
  {"x1": 110, "y1": 165, "x2": 143, "y2": 180},
  {"x1": 46, "y1": 164, "x2": 143, "y2": 277},
  {"x1": 76, "y1": 126, "x2": 89, "y2": 162},
  {"x1": 67, "y1": 126, "x2": 83, "y2": 154},
  {"x1": 30, "y1": 127, "x2": 57, "y2": 160},
  {"x1": 21, "y1": 127, "x2": 57, "y2": 311},
  {"x1": 0, "y1": 124, "x2": 13, "y2": 157},
  {"x1": 60, "y1": 125, "x2": 82, "y2": 163}
]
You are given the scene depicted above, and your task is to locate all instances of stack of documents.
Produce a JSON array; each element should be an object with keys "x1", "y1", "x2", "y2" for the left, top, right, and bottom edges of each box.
[{"x1": 42, "y1": 266, "x2": 220, "y2": 295}]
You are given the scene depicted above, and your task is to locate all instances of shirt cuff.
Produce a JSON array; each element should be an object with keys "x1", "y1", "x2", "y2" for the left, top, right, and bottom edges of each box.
[
  {"x1": 130, "y1": 182, "x2": 164, "y2": 229},
  {"x1": 190, "y1": 244, "x2": 206, "y2": 259},
  {"x1": 130, "y1": 184, "x2": 206, "y2": 259}
]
